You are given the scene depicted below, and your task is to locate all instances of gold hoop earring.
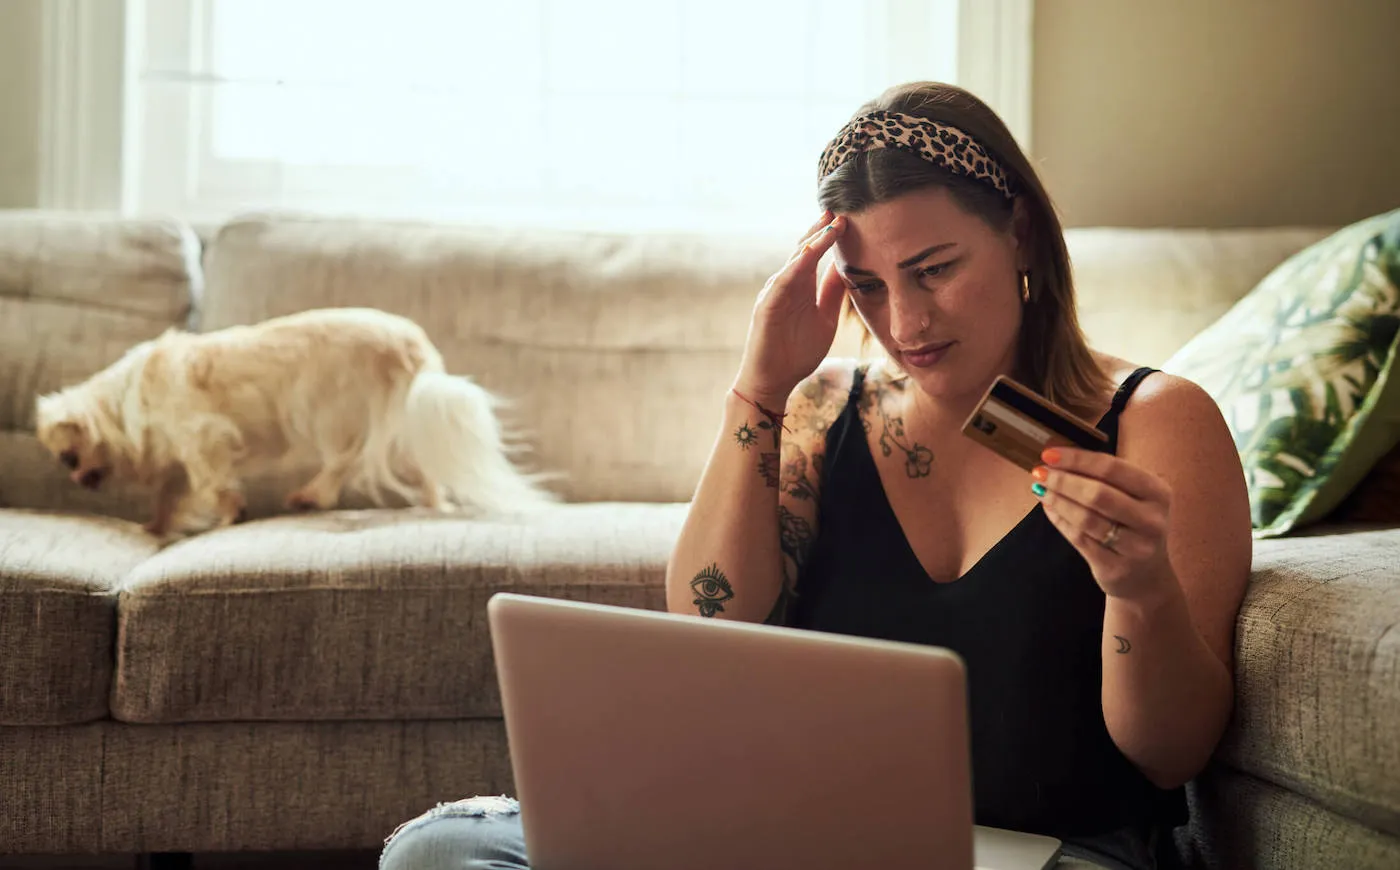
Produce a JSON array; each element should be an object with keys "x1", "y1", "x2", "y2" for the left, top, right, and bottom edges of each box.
[{"x1": 1019, "y1": 271, "x2": 1031, "y2": 304}]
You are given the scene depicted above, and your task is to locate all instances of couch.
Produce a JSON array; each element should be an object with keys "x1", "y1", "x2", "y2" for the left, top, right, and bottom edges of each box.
[{"x1": 0, "y1": 211, "x2": 1396, "y2": 868}]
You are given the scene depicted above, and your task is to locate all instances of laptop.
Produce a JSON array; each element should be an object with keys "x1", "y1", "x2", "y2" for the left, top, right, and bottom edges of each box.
[{"x1": 487, "y1": 593, "x2": 1062, "y2": 870}]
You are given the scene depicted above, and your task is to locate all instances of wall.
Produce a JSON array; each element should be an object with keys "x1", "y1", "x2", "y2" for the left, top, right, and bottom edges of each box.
[
  {"x1": 1032, "y1": 0, "x2": 1400, "y2": 228},
  {"x1": 3, "y1": 2, "x2": 1399, "y2": 226},
  {"x1": 0, "y1": 0, "x2": 43, "y2": 208}
]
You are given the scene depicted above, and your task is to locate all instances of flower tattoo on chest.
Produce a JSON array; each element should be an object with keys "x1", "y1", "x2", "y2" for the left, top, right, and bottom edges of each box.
[{"x1": 861, "y1": 374, "x2": 934, "y2": 478}]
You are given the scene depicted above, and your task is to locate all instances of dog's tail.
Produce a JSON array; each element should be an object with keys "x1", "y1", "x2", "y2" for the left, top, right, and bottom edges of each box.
[{"x1": 396, "y1": 371, "x2": 558, "y2": 514}]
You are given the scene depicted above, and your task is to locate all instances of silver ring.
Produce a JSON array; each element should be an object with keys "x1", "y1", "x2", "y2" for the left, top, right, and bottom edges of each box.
[{"x1": 1100, "y1": 521, "x2": 1122, "y2": 552}]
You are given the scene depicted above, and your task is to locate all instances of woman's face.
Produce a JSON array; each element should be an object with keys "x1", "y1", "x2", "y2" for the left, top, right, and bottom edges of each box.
[{"x1": 832, "y1": 186, "x2": 1025, "y2": 405}]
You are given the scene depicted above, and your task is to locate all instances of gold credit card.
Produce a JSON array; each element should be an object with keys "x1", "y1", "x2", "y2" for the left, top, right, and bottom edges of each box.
[{"x1": 961, "y1": 375, "x2": 1109, "y2": 471}]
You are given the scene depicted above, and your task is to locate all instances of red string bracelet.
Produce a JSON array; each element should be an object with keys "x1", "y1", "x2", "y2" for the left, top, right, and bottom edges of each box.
[{"x1": 731, "y1": 387, "x2": 791, "y2": 434}]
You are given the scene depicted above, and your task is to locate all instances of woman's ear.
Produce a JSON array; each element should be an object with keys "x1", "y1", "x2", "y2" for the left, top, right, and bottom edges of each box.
[{"x1": 1010, "y1": 196, "x2": 1033, "y2": 271}]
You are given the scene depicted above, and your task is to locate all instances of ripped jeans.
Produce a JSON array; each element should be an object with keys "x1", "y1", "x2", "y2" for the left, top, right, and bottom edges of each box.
[{"x1": 378, "y1": 795, "x2": 1162, "y2": 870}]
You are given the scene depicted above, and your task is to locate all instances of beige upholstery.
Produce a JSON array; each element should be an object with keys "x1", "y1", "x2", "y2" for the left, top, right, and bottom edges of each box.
[
  {"x1": 0, "y1": 212, "x2": 199, "y2": 430},
  {"x1": 1185, "y1": 764, "x2": 1400, "y2": 870},
  {"x1": 193, "y1": 215, "x2": 1332, "y2": 506},
  {"x1": 0, "y1": 725, "x2": 105, "y2": 853},
  {"x1": 0, "y1": 211, "x2": 200, "y2": 514},
  {"x1": 0, "y1": 511, "x2": 158, "y2": 725},
  {"x1": 199, "y1": 215, "x2": 798, "y2": 504},
  {"x1": 0, "y1": 720, "x2": 512, "y2": 854},
  {"x1": 113, "y1": 504, "x2": 683, "y2": 723},
  {"x1": 1220, "y1": 524, "x2": 1400, "y2": 837},
  {"x1": 1065, "y1": 226, "x2": 1333, "y2": 367},
  {"x1": 1, "y1": 212, "x2": 1396, "y2": 866},
  {"x1": 0, "y1": 431, "x2": 150, "y2": 522}
]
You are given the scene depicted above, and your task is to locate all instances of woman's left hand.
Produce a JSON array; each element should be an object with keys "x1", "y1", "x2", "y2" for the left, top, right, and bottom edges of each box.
[{"x1": 1033, "y1": 446, "x2": 1175, "y2": 601}]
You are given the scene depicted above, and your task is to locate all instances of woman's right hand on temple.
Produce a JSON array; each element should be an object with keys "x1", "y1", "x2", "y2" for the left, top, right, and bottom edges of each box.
[{"x1": 734, "y1": 212, "x2": 849, "y2": 405}]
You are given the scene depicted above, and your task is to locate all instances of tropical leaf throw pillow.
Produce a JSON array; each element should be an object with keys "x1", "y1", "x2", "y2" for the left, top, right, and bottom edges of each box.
[{"x1": 1164, "y1": 207, "x2": 1400, "y2": 537}]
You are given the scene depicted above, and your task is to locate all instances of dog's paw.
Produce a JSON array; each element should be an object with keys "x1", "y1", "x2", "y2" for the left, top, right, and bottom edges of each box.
[
  {"x1": 285, "y1": 490, "x2": 322, "y2": 512},
  {"x1": 210, "y1": 491, "x2": 247, "y2": 528}
]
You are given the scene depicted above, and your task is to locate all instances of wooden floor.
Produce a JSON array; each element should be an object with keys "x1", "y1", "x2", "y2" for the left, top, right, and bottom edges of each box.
[{"x1": 0, "y1": 853, "x2": 378, "y2": 870}]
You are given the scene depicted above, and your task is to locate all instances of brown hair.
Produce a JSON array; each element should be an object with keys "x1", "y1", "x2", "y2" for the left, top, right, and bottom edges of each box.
[{"x1": 818, "y1": 82, "x2": 1113, "y2": 419}]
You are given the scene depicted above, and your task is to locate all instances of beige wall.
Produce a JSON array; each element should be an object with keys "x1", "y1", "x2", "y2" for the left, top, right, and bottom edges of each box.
[
  {"x1": 0, "y1": 0, "x2": 43, "y2": 209},
  {"x1": 1033, "y1": 0, "x2": 1400, "y2": 228}
]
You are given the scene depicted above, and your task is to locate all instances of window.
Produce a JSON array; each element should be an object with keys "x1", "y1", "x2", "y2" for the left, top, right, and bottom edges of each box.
[{"x1": 107, "y1": 0, "x2": 1029, "y2": 233}]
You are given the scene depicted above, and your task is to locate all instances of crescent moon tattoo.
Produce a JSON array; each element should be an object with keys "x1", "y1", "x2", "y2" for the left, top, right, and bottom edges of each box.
[{"x1": 1113, "y1": 635, "x2": 1132, "y2": 654}]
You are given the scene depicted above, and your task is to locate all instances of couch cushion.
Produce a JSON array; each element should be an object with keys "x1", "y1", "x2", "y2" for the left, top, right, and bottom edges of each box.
[
  {"x1": 198, "y1": 214, "x2": 838, "y2": 505},
  {"x1": 1183, "y1": 763, "x2": 1400, "y2": 870},
  {"x1": 0, "y1": 510, "x2": 159, "y2": 725},
  {"x1": 0, "y1": 719, "x2": 512, "y2": 854},
  {"x1": 103, "y1": 719, "x2": 512, "y2": 853},
  {"x1": 112, "y1": 503, "x2": 685, "y2": 723},
  {"x1": 1066, "y1": 226, "x2": 1331, "y2": 368},
  {"x1": 0, "y1": 724, "x2": 106, "y2": 853},
  {"x1": 198, "y1": 215, "x2": 1329, "y2": 503},
  {"x1": 0, "y1": 430, "x2": 151, "y2": 523},
  {"x1": 1220, "y1": 524, "x2": 1400, "y2": 837},
  {"x1": 0, "y1": 212, "x2": 201, "y2": 513}
]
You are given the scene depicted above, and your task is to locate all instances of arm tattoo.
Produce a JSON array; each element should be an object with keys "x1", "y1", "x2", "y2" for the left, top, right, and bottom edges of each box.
[
  {"x1": 733, "y1": 423, "x2": 759, "y2": 450},
  {"x1": 734, "y1": 414, "x2": 783, "y2": 486},
  {"x1": 778, "y1": 505, "x2": 813, "y2": 567},
  {"x1": 766, "y1": 506, "x2": 813, "y2": 627},
  {"x1": 1113, "y1": 635, "x2": 1132, "y2": 654},
  {"x1": 758, "y1": 415, "x2": 782, "y2": 486},
  {"x1": 690, "y1": 563, "x2": 735, "y2": 617},
  {"x1": 781, "y1": 447, "x2": 820, "y2": 501},
  {"x1": 757, "y1": 452, "x2": 780, "y2": 488},
  {"x1": 799, "y1": 373, "x2": 839, "y2": 410},
  {"x1": 865, "y1": 375, "x2": 933, "y2": 478}
]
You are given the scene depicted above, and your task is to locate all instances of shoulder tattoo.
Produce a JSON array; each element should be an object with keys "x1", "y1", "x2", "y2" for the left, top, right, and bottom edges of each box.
[{"x1": 865, "y1": 372, "x2": 933, "y2": 478}]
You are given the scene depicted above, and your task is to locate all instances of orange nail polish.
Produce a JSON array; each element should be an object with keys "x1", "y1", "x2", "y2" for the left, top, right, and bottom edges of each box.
[
  {"x1": 1042, "y1": 447, "x2": 1062, "y2": 465},
  {"x1": 1031, "y1": 465, "x2": 1048, "y2": 482}
]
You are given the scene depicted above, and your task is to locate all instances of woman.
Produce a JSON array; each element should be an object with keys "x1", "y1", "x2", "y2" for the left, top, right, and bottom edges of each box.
[{"x1": 380, "y1": 82, "x2": 1251, "y2": 870}]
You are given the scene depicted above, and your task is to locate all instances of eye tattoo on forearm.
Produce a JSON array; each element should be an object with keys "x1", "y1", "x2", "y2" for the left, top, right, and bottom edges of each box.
[
  {"x1": 1113, "y1": 635, "x2": 1132, "y2": 654},
  {"x1": 690, "y1": 563, "x2": 735, "y2": 617}
]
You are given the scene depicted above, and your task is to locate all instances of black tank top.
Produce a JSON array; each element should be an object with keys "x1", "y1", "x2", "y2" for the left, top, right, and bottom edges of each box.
[{"x1": 789, "y1": 365, "x2": 1186, "y2": 839}]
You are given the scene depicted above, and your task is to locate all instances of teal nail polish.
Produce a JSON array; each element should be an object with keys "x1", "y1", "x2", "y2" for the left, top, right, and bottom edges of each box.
[{"x1": 1031, "y1": 482, "x2": 1046, "y2": 497}]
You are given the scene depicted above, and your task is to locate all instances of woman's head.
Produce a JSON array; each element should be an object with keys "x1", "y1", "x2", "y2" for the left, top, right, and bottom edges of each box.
[{"x1": 818, "y1": 82, "x2": 1110, "y2": 417}]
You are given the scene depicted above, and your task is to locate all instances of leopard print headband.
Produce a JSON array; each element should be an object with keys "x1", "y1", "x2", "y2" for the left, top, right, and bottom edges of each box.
[{"x1": 817, "y1": 110, "x2": 1016, "y2": 199}]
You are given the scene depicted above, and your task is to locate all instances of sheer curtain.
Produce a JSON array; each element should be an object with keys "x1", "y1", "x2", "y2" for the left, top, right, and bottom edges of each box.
[{"x1": 128, "y1": 0, "x2": 960, "y2": 233}]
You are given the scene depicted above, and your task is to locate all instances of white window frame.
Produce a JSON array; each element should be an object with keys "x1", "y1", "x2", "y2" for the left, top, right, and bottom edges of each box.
[
  {"x1": 37, "y1": 0, "x2": 1033, "y2": 218},
  {"x1": 38, "y1": 0, "x2": 129, "y2": 211}
]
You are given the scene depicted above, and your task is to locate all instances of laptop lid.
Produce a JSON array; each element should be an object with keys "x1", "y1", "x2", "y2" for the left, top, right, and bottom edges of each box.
[{"x1": 487, "y1": 593, "x2": 978, "y2": 870}]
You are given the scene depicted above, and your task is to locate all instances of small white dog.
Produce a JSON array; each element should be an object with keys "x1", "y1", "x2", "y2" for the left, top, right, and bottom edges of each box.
[{"x1": 34, "y1": 307, "x2": 554, "y2": 536}]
